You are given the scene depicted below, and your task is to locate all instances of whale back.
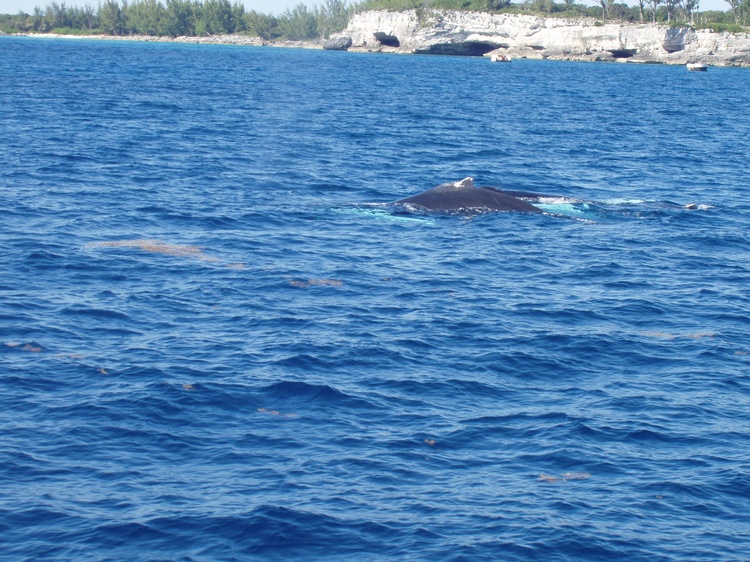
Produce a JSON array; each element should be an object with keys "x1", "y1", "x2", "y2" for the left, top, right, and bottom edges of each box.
[{"x1": 394, "y1": 178, "x2": 542, "y2": 213}]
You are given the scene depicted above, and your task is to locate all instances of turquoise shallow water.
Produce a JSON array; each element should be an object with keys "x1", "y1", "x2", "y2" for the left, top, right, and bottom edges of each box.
[{"x1": 1, "y1": 36, "x2": 750, "y2": 560}]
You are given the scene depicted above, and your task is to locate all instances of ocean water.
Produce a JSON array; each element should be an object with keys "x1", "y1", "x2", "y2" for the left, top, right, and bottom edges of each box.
[{"x1": 1, "y1": 36, "x2": 750, "y2": 561}]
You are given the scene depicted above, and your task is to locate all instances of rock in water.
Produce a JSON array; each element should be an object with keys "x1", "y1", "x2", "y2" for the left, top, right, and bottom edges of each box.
[{"x1": 323, "y1": 37, "x2": 353, "y2": 51}]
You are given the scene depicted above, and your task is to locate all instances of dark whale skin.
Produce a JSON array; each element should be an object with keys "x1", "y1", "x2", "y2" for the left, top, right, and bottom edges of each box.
[{"x1": 394, "y1": 178, "x2": 543, "y2": 213}]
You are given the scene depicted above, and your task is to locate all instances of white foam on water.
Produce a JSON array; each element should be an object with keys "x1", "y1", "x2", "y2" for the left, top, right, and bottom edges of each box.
[
  {"x1": 535, "y1": 197, "x2": 580, "y2": 205},
  {"x1": 599, "y1": 198, "x2": 647, "y2": 205},
  {"x1": 332, "y1": 207, "x2": 436, "y2": 225},
  {"x1": 535, "y1": 202, "x2": 590, "y2": 215}
]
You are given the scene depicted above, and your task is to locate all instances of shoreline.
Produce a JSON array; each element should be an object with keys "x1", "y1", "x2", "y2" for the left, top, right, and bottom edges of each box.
[
  {"x1": 8, "y1": 20, "x2": 750, "y2": 68},
  {"x1": 7, "y1": 32, "x2": 324, "y2": 50}
]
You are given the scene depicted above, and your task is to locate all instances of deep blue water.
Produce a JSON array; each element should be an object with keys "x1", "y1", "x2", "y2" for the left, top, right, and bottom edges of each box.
[{"x1": 1, "y1": 36, "x2": 750, "y2": 561}]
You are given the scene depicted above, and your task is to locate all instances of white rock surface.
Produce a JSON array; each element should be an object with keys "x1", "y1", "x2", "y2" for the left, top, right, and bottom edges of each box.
[{"x1": 343, "y1": 10, "x2": 750, "y2": 66}]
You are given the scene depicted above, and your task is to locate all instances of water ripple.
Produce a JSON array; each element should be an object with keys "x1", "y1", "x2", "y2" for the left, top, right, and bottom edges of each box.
[{"x1": 1, "y1": 37, "x2": 749, "y2": 560}]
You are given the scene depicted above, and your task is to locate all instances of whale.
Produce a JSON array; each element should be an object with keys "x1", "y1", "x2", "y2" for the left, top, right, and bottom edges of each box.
[
  {"x1": 392, "y1": 177, "x2": 546, "y2": 213},
  {"x1": 388, "y1": 178, "x2": 702, "y2": 217}
]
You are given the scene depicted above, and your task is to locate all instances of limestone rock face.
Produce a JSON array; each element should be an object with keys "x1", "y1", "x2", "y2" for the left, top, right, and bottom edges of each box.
[{"x1": 345, "y1": 9, "x2": 750, "y2": 66}]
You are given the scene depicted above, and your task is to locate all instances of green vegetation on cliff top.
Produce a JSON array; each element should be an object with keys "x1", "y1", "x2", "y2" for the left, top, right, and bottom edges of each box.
[{"x1": 1, "y1": 0, "x2": 747, "y2": 40}]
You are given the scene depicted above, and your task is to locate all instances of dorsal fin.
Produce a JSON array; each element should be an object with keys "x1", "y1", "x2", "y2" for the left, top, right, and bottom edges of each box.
[{"x1": 452, "y1": 177, "x2": 474, "y2": 189}]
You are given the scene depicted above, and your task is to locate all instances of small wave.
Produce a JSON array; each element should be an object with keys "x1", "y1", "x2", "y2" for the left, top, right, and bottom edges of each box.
[
  {"x1": 60, "y1": 305, "x2": 130, "y2": 320},
  {"x1": 112, "y1": 505, "x2": 399, "y2": 558},
  {"x1": 259, "y1": 381, "x2": 377, "y2": 411},
  {"x1": 136, "y1": 100, "x2": 184, "y2": 112}
]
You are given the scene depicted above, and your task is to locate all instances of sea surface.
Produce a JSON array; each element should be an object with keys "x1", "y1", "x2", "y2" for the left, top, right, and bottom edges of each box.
[{"x1": 1, "y1": 36, "x2": 749, "y2": 561}]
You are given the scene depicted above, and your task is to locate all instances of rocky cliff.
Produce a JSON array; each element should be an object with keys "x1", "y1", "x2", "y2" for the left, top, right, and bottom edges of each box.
[{"x1": 339, "y1": 10, "x2": 750, "y2": 67}]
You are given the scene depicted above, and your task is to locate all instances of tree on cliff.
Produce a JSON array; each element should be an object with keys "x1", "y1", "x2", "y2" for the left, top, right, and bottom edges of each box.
[
  {"x1": 485, "y1": 0, "x2": 512, "y2": 9},
  {"x1": 648, "y1": 0, "x2": 663, "y2": 21},
  {"x1": 664, "y1": 0, "x2": 678, "y2": 21},
  {"x1": 245, "y1": 10, "x2": 278, "y2": 39},
  {"x1": 635, "y1": 0, "x2": 646, "y2": 20},
  {"x1": 99, "y1": 0, "x2": 125, "y2": 34},
  {"x1": 318, "y1": 0, "x2": 351, "y2": 38},
  {"x1": 200, "y1": 0, "x2": 236, "y2": 35},
  {"x1": 164, "y1": 0, "x2": 195, "y2": 35},
  {"x1": 726, "y1": 0, "x2": 748, "y2": 24},
  {"x1": 279, "y1": 4, "x2": 317, "y2": 40},
  {"x1": 126, "y1": 0, "x2": 166, "y2": 35},
  {"x1": 678, "y1": 0, "x2": 699, "y2": 22}
]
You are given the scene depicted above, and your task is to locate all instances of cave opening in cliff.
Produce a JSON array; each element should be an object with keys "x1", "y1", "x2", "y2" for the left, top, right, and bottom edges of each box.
[
  {"x1": 608, "y1": 48, "x2": 638, "y2": 58},
  {"x1": 373, "y1": 32, "x2": 400, "y2": 48},
  {"x1": 415, "y1": 42, "x2": 503, "y2": 57}
]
